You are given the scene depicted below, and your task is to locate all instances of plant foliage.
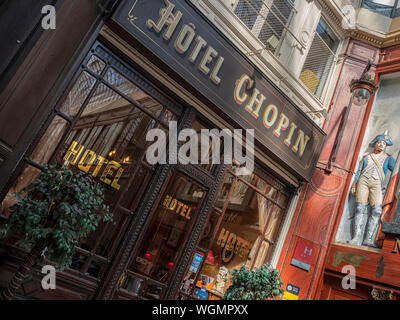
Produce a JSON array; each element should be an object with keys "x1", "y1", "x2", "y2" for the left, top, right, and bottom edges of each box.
[
  {"x1": 223, "y1": 263, "x2": 284, "y2": 300},
  {"x1": 0, "y1": 164, "x2": 112, "y2": 270}
]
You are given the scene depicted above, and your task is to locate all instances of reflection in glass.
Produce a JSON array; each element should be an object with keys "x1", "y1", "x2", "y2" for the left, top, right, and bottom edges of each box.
[
  {"x1": 60, "y1": 71, "x2": 96, "y2": 117},
  {"x1": 104, "y1": 68, "x2": 163, "y2": 118},
  {"x1": 187, "y1": 171, "x2": 289, "y2": 298},
  {"x1": 130, "y1": 174, "x2": 205, "y2": 283},
  {"x1": 31, "y1": 116, "x2": 69, "y2": 165},
  {"x1": 86, "y1": 55, "x2": 106, "y2": 75},
  {"x1": 0, "y1": 165, "x2": 41, "y2": 218}
]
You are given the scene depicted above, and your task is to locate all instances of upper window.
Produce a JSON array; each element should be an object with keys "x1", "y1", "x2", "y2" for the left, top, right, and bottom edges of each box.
[
  {"x1": 300, "y1": 18, "x2": 339, "y2": 100},
  {"x1": 362, "y1": 0, "x2": 400, "y2": 18},
  {"x1": 233, "y1": 0, "x2": 296, "y2": 54},
  {"x1": 231, "y1": 1, "x2": 340, "y2": 101}
]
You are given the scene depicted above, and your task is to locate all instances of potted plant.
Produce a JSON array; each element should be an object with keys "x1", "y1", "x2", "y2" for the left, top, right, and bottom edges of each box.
[
  {"x1": 0, "y1": 164, "x2": 112, "y2": 300},
  {"x1": 223, "y1": 263, "x2": 284, "y2": 300}
]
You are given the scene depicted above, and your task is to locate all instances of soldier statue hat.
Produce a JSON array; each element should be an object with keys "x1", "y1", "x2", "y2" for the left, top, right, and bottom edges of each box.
[{"x1": 369, "y1": 132, "x2": 393, "y2": 146}]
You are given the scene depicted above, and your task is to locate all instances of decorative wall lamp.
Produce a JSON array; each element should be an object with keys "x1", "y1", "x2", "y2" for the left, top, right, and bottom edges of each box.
[{"x1": 324, "y1": 59, "x2": 378, "y2": 175}]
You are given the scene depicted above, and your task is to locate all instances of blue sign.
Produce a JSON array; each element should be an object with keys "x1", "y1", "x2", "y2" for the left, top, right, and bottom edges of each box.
[
  {"x1": 189, "y1": 252, "x2": 203, "y2": 273},
  {"x1": 194, "y1": 287, "x2": 209, "y2": 300},
  {"x1": 286, "y1": 283, "x2": 300, "y2": 296}
]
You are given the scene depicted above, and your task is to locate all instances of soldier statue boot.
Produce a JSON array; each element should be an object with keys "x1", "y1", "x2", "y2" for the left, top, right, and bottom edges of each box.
[
  {"x1": 349, "y1": 202, "x2": 368, "y2": 246},
  {"x1": 362, "y1": 205, "x2": 382, "y2": 247}
]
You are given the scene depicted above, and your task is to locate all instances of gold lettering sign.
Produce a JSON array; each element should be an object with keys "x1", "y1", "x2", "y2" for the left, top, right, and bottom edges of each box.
[
  {"x1": 63, "y1": 141, "x2": 123, "y2": 190},
  {"x1": 146, "y1": 0, "x2": 224, "y2": 86},
  {"x1": 162, "y1": 195, "x2": 192, "y2": 220},
  {"x1": 234, "y1": 73, "x2": 310, "y2": 159}
]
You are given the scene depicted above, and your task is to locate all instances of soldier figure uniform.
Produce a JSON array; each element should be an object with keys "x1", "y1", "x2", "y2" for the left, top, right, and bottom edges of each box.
[{"x1": 350, "y1": 133, "x2": 395, "y2": 247}]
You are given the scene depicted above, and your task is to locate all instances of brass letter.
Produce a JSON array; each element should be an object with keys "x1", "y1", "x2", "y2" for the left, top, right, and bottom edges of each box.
[
  {"x1": 273, "y1": 113, "x2": 290, "y2": 138},
  {"x1": 262, "y1": 104, "x2": 278, "y2": 129},
  {"x1": 146, "y1": 0, "x2": 182, "y2": 41},
  {"x1": 174, "y1": 24, "x2": 195, "y2": 54},
  {"x1": 63, "y1": 141, "x2": 85, "y2": 165},
  {"x1": 284, "y1": 122, "x2": 298, "y2": 146},
  {"x1": 210, "y1": 56, "x2": 224, "y2": 85},
  {"x1": 245, "y1": 88, "x2": 266, "y2": 119},
  {"x1": 189, "y1": 35, "x2": 207, "y2": 63},
  {"x1": 78, "y1": 149, "x2": 97, "y2": 172},
  {"x1": 234, "y1": 74, "x2": 252, "y2": 105},
  {"x1": 292, "y1": 130, "x2": 311, "y2": 158},
  {"x1": 198, "y1": 46, "x2": 218, "y2": 75}
]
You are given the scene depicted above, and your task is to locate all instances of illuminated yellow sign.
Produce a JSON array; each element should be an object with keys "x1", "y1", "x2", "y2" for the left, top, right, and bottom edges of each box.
[{"x1": 63, "y1": 141, "x2": 123, "y2": 190}]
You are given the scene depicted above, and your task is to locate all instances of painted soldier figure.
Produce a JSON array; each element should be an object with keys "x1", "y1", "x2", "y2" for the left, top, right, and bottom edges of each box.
[{"x1": 350, "y1": 132, "x2": 395, "y2": 247}]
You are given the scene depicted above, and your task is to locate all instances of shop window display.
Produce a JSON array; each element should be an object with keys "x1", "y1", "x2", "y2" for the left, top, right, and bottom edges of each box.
[
  {"x1": 180, "y1": 169, "x2": 289, "y2": 300},
  {"x1": 119, "y1": 173, "x2": 206, "y2": 299}
]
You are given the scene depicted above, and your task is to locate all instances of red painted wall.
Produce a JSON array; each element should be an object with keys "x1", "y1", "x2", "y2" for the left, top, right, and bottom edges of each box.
[{"x1": 276, "y1": 40, "x2": 381, "y2": 300}]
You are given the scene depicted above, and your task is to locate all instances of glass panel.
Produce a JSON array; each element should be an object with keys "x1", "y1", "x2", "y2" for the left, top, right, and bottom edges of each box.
[
  {"x1": 194, "y1": 180, "x2": 260, "y2": 298},
  {"x1": 87, "y1": 55, "x2": 106, "y2": 75},
  {"x1": 300, "y1": 19, "x2": 339, "y2": 99},
  {"x1": 258, "y1": 0, "x2": 294, "y2": 54},
  {"x1": 0, "y1": 165, "x2": 41, "y2": 218},
  {"x1": 143, "y1": 282, "x2": 166, "y2": 300},
  {"x1": 191, "y1": 120, "x2": 220, "y2": 173},
  {"x1": 119, "y1": 165, "x2": 151, "y2": 209},
  {"x1": 234, "y1": 0, "x2": 263, "y2": 30},
  {"x1": 30, "y1": 116, "x2": 69, "y2": 164},
  {"x1": 190, "y1": 170, "x2": 289, "y2": 300},
  {"x1": 94, "y1": 208, "x2": 131, "y2": 257},
  {"x1": 121, "y1": 275, "x2": 144, "y2": 296},
  {"x1": 129, "y1": 174, "x2": 205, "y2": 283},
  {"x1": 199, "y1": 210, "x2": 220, "y2": 250},
  {"x1": 214, "y1": 173, "x2": 235, "y2": 209},
  {"x1": 104, "y1": 68, "x2": 163, "y2": 118},
  {"x1": 57, "y1": 84, "x2": 157, "y2": 205},
  {"x1": 59, "y1": 71, "x2": 96, "y2": 117},
  {"x1": 54, "y1": 84, "x2": 161, "y2": 262}
]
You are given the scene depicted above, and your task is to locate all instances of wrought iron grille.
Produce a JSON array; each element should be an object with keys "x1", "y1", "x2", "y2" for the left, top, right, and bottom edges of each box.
[
  {"x1": 299, "y1": 20, "x2": 339, "y2": 100},
  {"x1": 232, "y1": 0, "x2": 298, "y2": 54}
]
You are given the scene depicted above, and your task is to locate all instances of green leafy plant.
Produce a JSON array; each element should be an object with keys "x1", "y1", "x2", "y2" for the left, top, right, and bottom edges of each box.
[
  {"x1": 223, "y1": 263, "x2": 284, "y2": 300},
  {"x1": 0, "y1": 164, "x2": 112, "y2": 300}
]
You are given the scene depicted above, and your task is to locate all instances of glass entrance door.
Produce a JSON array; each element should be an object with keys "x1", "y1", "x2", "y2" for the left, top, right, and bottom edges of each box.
[{"x1": 116, "y1": 171, "x2": 206, "y2": 299}]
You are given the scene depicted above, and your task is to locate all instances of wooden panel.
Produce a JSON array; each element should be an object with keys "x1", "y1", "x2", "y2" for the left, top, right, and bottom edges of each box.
[
  {"x1": 319, "y1": 274, "x2": 371, "y2": 300},
  {"x1": 278, "y1": 235, "x2": 321, "y2": 300},
  {"x1": 325, "y1": 241, "x2": 400, "y2": 289},
  {"x1": 0, "y1": 0, "x2": 61, "y2": 92},
  {"x1": 0, "y1": 0, "x2": 103, "y2": 197}
]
